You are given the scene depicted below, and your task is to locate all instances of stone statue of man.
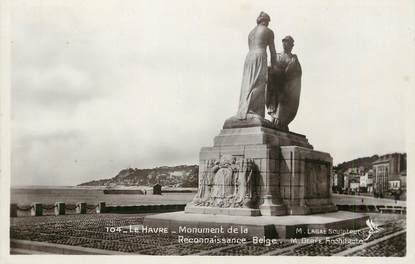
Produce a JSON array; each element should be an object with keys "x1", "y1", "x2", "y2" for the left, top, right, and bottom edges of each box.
[
  {"x1": 236, "y1": 11, "x2": 277, "y2": 120},
  {"x1": 266, "y1": 36, "x2": 302, "y2": 131}
]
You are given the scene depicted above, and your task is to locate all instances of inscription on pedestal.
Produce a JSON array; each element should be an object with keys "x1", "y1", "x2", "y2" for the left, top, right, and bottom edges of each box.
[{"x1": 304, "y1": 159, "x2": 330, "y2": 198}]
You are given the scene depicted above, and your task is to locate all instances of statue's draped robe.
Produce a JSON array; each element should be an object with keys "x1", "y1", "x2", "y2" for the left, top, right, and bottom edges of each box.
[
  {"x1": 194, "y1": 165, "x2": 214, "y2": 202},
  {"x1": 234, "y1": 161, "x2": 254, "y2": 207},
  {"x1": 266, "y1": 53, "x2": 302, "y2": 130},
  {"x1": 236, "y1": 30, "x2": 268, "y2": 119},
  {"x1": 211, "y1": 167, "x2": 234, "y2": 199}
]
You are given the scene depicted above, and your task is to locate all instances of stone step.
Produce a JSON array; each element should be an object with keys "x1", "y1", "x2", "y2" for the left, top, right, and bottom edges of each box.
[{"x1": 144, "y1": 211, "x2": 369, "y2": 239}]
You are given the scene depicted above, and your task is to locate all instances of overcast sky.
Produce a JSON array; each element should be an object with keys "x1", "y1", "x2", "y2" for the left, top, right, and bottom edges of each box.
[{"x1": 10, "y1": 0, "x2": 413, "y2": 186}]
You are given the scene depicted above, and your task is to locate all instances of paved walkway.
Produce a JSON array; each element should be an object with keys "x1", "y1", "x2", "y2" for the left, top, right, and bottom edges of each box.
[
  {"x1": 332, "y1": 194, "x2": 406, "y2": 207},
  {"x1": 10, "y1": 212, "x2": 406, "y2": 256}
]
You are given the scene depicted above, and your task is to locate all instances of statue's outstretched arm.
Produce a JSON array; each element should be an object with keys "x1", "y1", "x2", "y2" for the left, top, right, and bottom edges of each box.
[{"x1": 268, "y1": 30, "x2": 277, "y2": 68}]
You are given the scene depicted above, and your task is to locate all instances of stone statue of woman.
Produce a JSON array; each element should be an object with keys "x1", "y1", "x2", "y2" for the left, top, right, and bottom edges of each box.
[{"x1": 236, "y1": 12, "x2": 277, "y2": 120}]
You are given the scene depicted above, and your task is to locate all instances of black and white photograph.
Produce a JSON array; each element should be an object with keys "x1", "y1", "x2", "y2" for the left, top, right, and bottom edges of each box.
[{"x1": 1, "y1": 0, "x2": 414, "y2": 261}]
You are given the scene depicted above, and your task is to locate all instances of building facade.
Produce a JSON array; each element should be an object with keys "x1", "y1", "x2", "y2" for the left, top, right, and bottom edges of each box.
[
  {"x1": 359, "y1": 170, "x2": 374, "y2": 193},
  {"x1": 332, "y1": 172, "x2": 344, "y2": 192},
  {"x1": 372, "y1": 153, "x2": 406, "y2": 195}
]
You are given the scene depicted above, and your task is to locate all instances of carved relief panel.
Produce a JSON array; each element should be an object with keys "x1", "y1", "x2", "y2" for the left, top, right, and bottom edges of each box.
[{"x1": 190, "y1": 156, "x2": 259, "y2": 208}]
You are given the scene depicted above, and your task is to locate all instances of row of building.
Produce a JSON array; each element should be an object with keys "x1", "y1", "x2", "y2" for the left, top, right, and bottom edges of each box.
[{"x1": 332, "y1": 153, "x2": 406, "y2": 197}]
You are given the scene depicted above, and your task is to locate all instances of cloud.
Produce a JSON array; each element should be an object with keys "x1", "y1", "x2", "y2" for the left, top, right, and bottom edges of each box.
[
  {"x1": 12, "y1": 130, "x2": 86, "y2": 185},
  {"x1": 13, "y1": 66, "x2": 95, "y2": 110}
]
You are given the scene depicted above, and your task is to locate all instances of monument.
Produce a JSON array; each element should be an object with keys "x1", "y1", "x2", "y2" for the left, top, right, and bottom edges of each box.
[
  {"x1": 185, "y1": 11, "x2": 336, "y2": 216},
  {"x1": 144, "y1": 12, "x2": 367, "y2": 238}
]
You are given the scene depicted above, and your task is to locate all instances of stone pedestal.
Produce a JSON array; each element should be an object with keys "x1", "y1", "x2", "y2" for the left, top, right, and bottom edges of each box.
[
  {"x1": 10, "y1": 203, "x2": 18, "y2": 217},
  {"x1": 97, "y1": 202, "x2": 106, "y2": 214},
  {"x1": 259, "y1": 195, "x2": 287, "y2": 216},
  {"x1": 55, "y1": 202, "x2": 65, "y2": 215},
  {"x1": 184, "y1": 126, "x2": 336, "y2": 216},
  {"x1": 279, "y1": 146, "x2": 337, "y2": 215},
  {"x1": 76, "y1": 202, "x2": 87, "y2": 214},
  {"x1": 31, "y1": 203, "x2": 42, "y2": 216}
]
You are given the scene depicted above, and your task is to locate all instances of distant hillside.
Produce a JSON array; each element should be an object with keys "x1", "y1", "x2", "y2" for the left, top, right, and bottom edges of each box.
[
  {"x1": 334, "y1": 155, "x2": 379, "y2": 173},
  {"x1": 78, "y1": 165, "x2": 198, "y2": 188},
  {"x1": 79, "y1": 154, "x2": 384, "y2": 187}
]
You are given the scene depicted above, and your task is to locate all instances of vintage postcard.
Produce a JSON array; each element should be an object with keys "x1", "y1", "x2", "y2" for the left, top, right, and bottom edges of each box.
[{"x1": 1, "y1": 0, "x2": 414, "y2": 263}]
